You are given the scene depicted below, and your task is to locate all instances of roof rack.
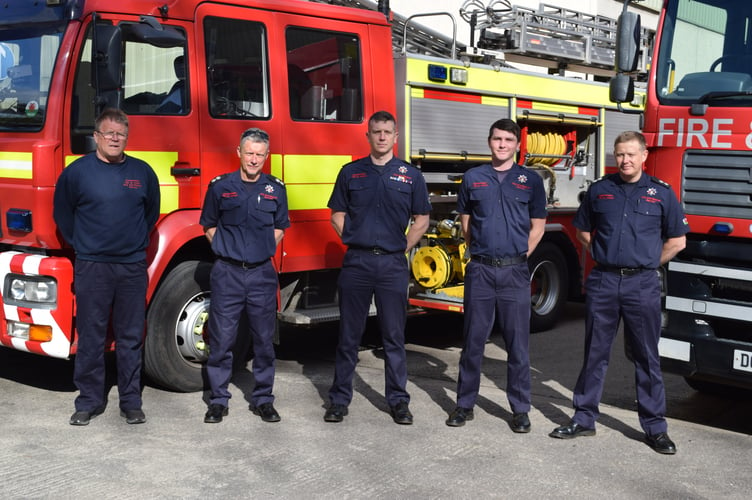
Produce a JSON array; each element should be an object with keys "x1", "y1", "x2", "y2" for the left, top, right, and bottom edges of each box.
[
  {"x1": 311, "y1": 1, "x2": 653, "y2": 75},
  {"x1": 310, "y1": 0, "x2": 465, "y2": 58}
]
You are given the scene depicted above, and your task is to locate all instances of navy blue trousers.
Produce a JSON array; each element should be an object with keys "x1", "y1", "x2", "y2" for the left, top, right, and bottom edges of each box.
[
  {"x1": 457, "y1": 261, "x2": 531, "y2": 413},
  {"x1": 73, "y1": 260, "x2": 147, "y2": 412},
  {"x1": 328, "y1": 249, "x2": 410, "y2": 407},
  {"x1": 572, "y1": 268, "x2": 667, "y2": 435},
  {"x1": 206, "y1": 259, "x2": 277, "y2": 407}
]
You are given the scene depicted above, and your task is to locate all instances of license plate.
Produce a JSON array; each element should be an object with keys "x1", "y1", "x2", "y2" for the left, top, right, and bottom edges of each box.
[{"x1": 732, "y1": 349, "x2": 752, "y2": 373}]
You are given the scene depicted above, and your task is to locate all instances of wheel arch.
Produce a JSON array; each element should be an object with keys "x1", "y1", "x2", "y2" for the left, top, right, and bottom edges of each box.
[
  {"x1": 146, "y1": 210, "x2": 214, "y2": 301},
  {"x1": 540, "y1": 225, "x2": 582, "y2": 300}
]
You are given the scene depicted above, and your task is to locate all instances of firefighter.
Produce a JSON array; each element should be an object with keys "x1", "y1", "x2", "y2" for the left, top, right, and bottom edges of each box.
[
  {"x1": 54, "y1": 108, "x2": 160, "y2": 426},
  {"x1": 324, "y1": 110, "x2": 431, "y2": 424},
  {"x1": 446, "y1": 118, "x2": 547, "y2": 432},
  {"x1": 199, "y1": 128, "x2": 290, "y2": 424},
  {"x1": 549, "y1": 131, "x2": 688, "y2": 454}
]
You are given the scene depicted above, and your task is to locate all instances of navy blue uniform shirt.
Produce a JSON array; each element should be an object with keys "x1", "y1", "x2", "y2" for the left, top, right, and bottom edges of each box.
[
  {"x1": 200, "y1": 171, "x2": 290, "y2": 263},
  {"x1": 53, "y1": 153, "x2": 160, "y2": 263},
  {"x1": 573, "y1": 173, "x2": 689, "y2": 269},
  {"x1": 457, "y1": 163, "x2": 547, "y2": 258},
  {"x1": 328, "y1": 156, "x2": 431, "y2": 253}
]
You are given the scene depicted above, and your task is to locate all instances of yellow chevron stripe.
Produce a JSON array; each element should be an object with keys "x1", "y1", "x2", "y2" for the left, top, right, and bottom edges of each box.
[{"x1": 282, "y1": 154, "x2": 350, "y2": 210}]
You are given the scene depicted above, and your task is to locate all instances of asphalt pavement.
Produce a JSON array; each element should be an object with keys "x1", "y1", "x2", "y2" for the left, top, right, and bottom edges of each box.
[{"x1": 1, "y1": 302, "x2": 751, "y2": 499}]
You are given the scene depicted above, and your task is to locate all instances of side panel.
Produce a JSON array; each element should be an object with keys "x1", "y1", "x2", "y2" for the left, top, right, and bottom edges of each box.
[{"x1": 408, "y1": 89, "x2": 510, "y2": 158}]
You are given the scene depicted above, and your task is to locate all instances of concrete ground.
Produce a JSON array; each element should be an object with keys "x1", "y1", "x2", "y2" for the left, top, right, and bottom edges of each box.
[{"x1": 1, "y1": 302, "x2": 751, "y2": 499}]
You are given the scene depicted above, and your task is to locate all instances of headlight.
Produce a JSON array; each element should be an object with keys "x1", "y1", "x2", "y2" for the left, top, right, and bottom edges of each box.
[{"x1": 4, "y1": 274, "x2": 57, "y2": 309}]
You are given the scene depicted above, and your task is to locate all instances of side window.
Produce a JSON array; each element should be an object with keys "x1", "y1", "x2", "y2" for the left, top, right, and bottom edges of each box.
[
  {"x1": 121, "y1": 33, "x2": 188, "y2": 115},
  {"x1": 204, "y1": 17, "x2": 269, "y2": 119},
  {"x1": 72, "y1": 36, "x2": 95, "y2": 132},
  {"x1": 286, "y1": 27, "x2": 362, "y2": 122}
]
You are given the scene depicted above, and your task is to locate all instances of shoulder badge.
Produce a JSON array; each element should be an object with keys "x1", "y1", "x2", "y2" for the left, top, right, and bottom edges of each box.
[
  {"x1": 209, "y1": 173, "x2": 229, "y2": 185},
  {"x1": 592, "y1": 174, "x2": 610, "y2": 184},
  {"x1": 650, "y1": 176, "x2": 670, "y2": 188},
  {"x1": 267, "y1": 174, "x2": 285, "y2": 186}
]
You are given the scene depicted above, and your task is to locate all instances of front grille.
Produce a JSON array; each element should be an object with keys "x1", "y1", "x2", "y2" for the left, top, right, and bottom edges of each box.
[
  {"x1": 703, "y1": 316, "x2": 752, "y2": 343},
  {"x1": 683, "y1": 149, "x2": 752, "y2": 219}
]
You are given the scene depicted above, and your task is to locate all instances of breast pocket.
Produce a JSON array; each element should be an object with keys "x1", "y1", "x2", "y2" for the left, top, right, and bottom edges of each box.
[
  {"x1": 469, "y1": 187, "x2": 497, "y2": 217},
  {"x1": 635, "y1": 198, "x2": 662, "y2": 234},
  {"x1": 254, "y1": 197, "x2": 277, "y2": 227},
  {"x1": 386, "y1": 180, "x2": 411, "y2": 210},
  {"x1": 593, "y1": 198, "x2": 619, "y2": 215},
  {"x1": 219, "y1": 197, "x2": 245, "y2": 226},
  {"x1": 512, "y1": 186, "x2": 531, "y2": 205},
  {"x1": 348, "y1": 178, "x2": 372, "y2": 207}
]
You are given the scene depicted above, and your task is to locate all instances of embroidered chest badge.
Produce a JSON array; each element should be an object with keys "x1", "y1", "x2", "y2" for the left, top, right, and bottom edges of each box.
[
  {"x1": 390, "y1": 165, "x2": 413, "y2": 184},
  {"x1": 647, "y1": 187, "x2": 657, "y2": 196},
  {"x1": 265, "y1": 184, "x2": 274, "y2": 194},
  {"x1": 517, "y1": 174, "x2": 528, "y2": 184}
]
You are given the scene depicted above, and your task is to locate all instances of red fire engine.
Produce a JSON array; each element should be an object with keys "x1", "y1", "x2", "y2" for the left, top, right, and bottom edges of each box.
[
  {"x1": 0, "y1": 0, "x2": 646, "y2": 391},
  {"x1": 613, "y1": 0, "x2": 752, "y2": 393}
]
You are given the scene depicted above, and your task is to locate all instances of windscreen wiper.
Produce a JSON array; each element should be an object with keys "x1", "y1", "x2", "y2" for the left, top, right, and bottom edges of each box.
[{"x1": 697, "y1": 90, "x2": 752, "y2": 104}]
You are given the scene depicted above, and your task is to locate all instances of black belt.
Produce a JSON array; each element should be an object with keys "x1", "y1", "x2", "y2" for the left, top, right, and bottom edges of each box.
[
  {"x1": 218, "y1": 256, "x2": 268, "y2": 269},
  {"x1": 596, "y1": 266, "x2": 654, "y2": 276},
  {"x1": 350, "y1": 246, "x2": 400, "y2": 255},
  {"x1": 473, "y1": 255, "x2": 527, "y2": 267}
]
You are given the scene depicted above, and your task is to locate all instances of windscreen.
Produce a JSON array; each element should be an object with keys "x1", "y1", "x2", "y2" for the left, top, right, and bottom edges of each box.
[
  {"x1": 655, "y1": 0, "x2": 752, "y2": 106},
  {"x1": 0, "y1": 25, "x2": 64, "y2": 130}
]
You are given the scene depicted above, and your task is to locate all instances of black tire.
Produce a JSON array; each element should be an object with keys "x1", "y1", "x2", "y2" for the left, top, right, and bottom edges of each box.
[
  {"x1": 528, "y1": 242, "x2": 569, "y2": 333},
  {"x1": 144, "y1": 260, "x2": 212, "y2": 392}
]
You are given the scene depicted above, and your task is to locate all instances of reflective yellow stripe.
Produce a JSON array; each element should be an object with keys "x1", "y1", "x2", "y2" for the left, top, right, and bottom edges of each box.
[
  {"x1": 128, "y1": 151, "x2": 179, "y2": 214},
  {"x1": 284, "y1": 155, "x2": 349, "y2": 183},
  {"x1": 283, "y1": 154, "x2": 350, "y2": 210},
  {"x1": 0, "y1": 152, "x2": 32, "y2": 179},
  {"x1": 286, "y1": 184, "x2": 336, "y2": 211},
  {"x1": 480, "y1": 95, "x2": 508, "y2": 107},
  {"x1": 270, "y1": 154, "x2": 283, "y2": 179},
  {"x1": 65, "y1": 155, "x2": 82, "y2": 167},
  {"x1": 128, "y1": 151, "x2": 178, "y2": 184},
  {"x1": 531, "y1": 102, "x2": 581, "y2": 114},
  {"x1": 404, "y1": 57, "x2": 628, "y2": 109},
  {"x1": 53, "y1": 152, "x2": 346, "y2": 213}
]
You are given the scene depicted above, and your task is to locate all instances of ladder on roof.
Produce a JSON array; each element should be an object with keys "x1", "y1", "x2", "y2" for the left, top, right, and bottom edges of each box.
[
  {"x1": 463, "y1": 2, "x2": 653, "y2": 73},
  {"x1": 311, "y1": 1, "x2": 653, "y2": 74},
  {"x1": 309, "y1": 0, "x2": 465, "y2": 59}
]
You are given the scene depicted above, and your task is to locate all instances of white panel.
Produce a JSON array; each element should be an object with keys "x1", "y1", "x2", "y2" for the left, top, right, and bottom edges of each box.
[
  {"x1": 659, "y1": 337, "x2": 691, "y2": 362},
  {"x1": 665, "y1": 296, "x2": 752, "y2": 320},
  {"x1": 669, "y1": 260, "x2": 752, "y2": 281}
]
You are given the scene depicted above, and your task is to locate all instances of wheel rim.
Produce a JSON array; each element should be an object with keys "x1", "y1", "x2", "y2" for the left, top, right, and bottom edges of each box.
[
  {"x1": 174, "y1": 291, "x2": 211, "y2": 364},
  {"x1": 530, "y1": 259, "x2": 561, "y2": 316}
]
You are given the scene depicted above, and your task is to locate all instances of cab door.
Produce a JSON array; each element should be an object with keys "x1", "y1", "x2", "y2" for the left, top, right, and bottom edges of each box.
[
  {"x1": 194, "y1": 3, "x2": 281, "y2": 191},
  {"x1": 67, "y1": 13, "x2": 201, "y2": 214}
]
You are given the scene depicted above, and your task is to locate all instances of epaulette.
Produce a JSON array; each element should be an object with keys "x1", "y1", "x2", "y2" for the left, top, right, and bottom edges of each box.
[
  {"x1": 592, "y1": 174, "x2": 611, "y2": 184},
  {"x1": 209, "y1": 173, "x2": 229, "y2": 185},
  {"x1": 650, "y1": 176, "x2": 670, "y2": 188},
  {"x1": 342, "y1": 158, "x2": 363, "y2": 169},
  {"x1": 267, "y1": 174, "x2": 285, "y2": 186}
]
